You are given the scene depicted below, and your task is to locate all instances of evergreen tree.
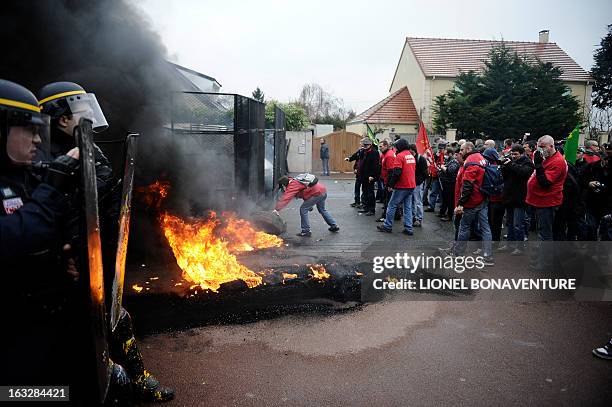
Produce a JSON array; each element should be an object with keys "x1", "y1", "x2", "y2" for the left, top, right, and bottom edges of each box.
[
  {"x1": 252, "y1": 87, "x2": 265, "y2": 103},
  {"x1": 592, "y1": 24, "x2": 612, "y2": 109},
  {"x1": 433, "y1": 43, "x2": 581, "y2": 140}
]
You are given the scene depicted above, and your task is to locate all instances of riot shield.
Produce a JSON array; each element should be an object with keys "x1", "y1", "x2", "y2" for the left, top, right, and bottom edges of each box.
[
  {"x1": 110, "y1": 133, "x2": 139, "y2": 331},
  {"x1": 76, "y1": 118, "x2": 112, "y2": 403}
]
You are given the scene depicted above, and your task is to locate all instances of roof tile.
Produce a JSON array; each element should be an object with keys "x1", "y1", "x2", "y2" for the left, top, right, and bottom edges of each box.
[
  {"x1": 350, "y1": 86, "x2": 419, "y2": 125},
  {"x1": 405, "y1": 37, "x2": 592, "y2": 82}
]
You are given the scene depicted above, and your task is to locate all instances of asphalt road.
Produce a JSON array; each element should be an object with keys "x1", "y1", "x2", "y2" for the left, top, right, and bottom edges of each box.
[{"x1": 135, "y1": 179, "x2": 612, "y2": 406}]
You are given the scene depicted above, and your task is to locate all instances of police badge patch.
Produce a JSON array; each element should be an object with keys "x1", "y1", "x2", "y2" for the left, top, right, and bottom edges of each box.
[{"x1": 3, "y1": 197, "x2": 23, "y2": 214}]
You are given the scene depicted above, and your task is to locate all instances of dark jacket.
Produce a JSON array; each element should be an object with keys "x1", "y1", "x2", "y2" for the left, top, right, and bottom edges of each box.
[
  {"x1": 581, "y1": 160, "x2": 612, "y2": 218},
  {"x1": 320, "y1": 143, "x2": 329, "y2": 159},
  {"x1": 440, "y1": 157, "x2": 460, "y2": 184},
  {"x1": 414, "y1": 153, "x2": 429, "y2": 186},
  {"x1": 357, "y1": 146, "x2": 381, "y2": 182},
  {"x1": 501, "y1": 154, "x2": 534, "y2": 207}
]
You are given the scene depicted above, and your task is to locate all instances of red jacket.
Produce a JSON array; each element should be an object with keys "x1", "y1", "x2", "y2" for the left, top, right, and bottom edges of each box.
[
  {"x1": 380, "y1": 149, "x2": 396, "y2": 184},
  {"x1": 458, "y1": 152, "x2": 487, "y2": 208},
  {"x1": 392, "y1": 150, "x2": 417, "y2": 189},
  {"x1": 454, "y1": 165, "x2": 465, "y2": 208},
  {"x1": 275, "y1": 179, "x2": 327, "y2": 211},
  {"x1": 583, "y1": 152, "x2": 601, "y2": 164},
  {"x1": 525, "y1": 151, "x2": 568, "y2": 208}
]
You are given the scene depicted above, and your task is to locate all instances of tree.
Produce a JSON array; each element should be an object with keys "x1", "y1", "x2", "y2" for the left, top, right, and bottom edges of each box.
[
  {"x1": 265, "y1": 99, "x2": 309, "y2": 131},
  {"x1": 592, "y1": 24, "x2": 612, "y2": 109},
  {"x1": 433, "y1": 43, "x2": 581, "y2": 140},
  {"x1": 252, "y1": 87, "x2": 265, "y2": 103},
  {"x1": 297, "y1": 83, "x2": 355, "y2": 129}
]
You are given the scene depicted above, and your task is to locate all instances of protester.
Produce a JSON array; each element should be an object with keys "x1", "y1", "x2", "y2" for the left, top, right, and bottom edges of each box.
[
  {"x1": 525, "y1": 135, "x2": 568, "y2": 270},
  {"x1": 499, "y1": 144, "x2": 535, "y2": 254},
  {"x1": 482, "y1": 148, "x2": 505, "y2": 243},
  {"x1": 408, "y1": 143, "x2": 428, "y2": 227},
  {"x1": 583, "y1": 139, "x2": 601, "y2": 164},
  {"x1": 355, "y1": 138, "x2": 381, "y2": 216},
  {"x1": 275, "y1": 175, "x2": 339, "y2": 236},
  {"x1": 451, "y1": 142, "x2": 494, "y2": 265},
  {"x1": 581, "y1": 147, "x2": 611, "y2": 239},
  {"x1": 425, "y1": 139, "x2": 445, "y2": 213},
  {"x1": 439, "y1": 146, "x2": 460, "y2": 221},
  {"x1": 346, "y1": 146, "x2": 364, "y2": 208},
  {"x1": 377, "y1": 138, "x2": 416, "y2": 235},
  {"x1": 320, "y1": 138, "x2": 330, "y2": 176},
  {"x1": 502, "y1": 138, "x2": 513, "y2": 154},
  {"x1": 377, "y1": 140, "x2": 396, "y2": 222},
  {"x1": 484, "y1": 139, "x2": 496, "y2": 149}
]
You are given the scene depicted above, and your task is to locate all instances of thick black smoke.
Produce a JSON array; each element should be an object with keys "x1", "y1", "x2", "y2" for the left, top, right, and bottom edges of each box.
[{"x1": 1, "y1": 0, "x2": 176, "y2": 137}]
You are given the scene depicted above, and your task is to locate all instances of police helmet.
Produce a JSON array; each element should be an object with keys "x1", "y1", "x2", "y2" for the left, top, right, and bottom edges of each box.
[
  {"x1": 39, "y1": 81, "x2": 108, "y2": 132},
  {"x1": 0, "y1": 79, "x2": 49, "y2": 166}
]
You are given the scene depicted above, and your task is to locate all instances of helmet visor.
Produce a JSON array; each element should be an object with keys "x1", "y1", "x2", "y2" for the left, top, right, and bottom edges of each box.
[
  {"x1": 65, "y1": 93, "x2": 108, "y2": 133},
  {"x1": 6, "y1": 114, "x2": 50, "y2": 166}
]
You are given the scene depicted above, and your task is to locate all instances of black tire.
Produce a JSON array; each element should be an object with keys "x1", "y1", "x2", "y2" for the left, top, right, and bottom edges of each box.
[{"x1": 249, "y1": 211, "x2": 287, "y2": 235}]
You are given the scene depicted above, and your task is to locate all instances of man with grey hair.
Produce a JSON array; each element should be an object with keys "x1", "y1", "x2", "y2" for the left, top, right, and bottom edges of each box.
[
  {"x1": 525, "y1": 135, "x2": 568, "y2": 270},
  {"x1": 584, "y1": 139, "x2": 601, "y2": 164},
  {"x1": 484, "y1": 139, "x2": 496, "y2": 150}
]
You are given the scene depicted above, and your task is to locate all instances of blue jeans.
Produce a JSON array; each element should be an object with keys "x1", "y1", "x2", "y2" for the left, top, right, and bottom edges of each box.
[
  {"x1": 321, "y1": 158, "x2": 329, "y2": 175},
  {"x1": 412, "y1": 183, "x2": 424, "y2": 221},
  {"x1": 454, "y1": 200, "x2": 492, "y2": 257},
  {"x1": 505, "y1": 206, "x2": 526, "y2": 248},
  {"x1": 428, "y1": 178, "x2": 442, "y2": 210},
  {"x1": 300, "y1": 193, "x2": 336, "y2": 232},
  {"x1": 535, "y1": 207, "x2": 557, "y2": 241},
  {"x1": 383, "y1": 188, "x2": 414, "y2": 231}
]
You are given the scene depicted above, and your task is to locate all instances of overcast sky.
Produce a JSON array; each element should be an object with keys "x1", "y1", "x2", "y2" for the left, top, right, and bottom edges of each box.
[{"x1": 137, "y1": 0, "x2": 611, "y2": 114}]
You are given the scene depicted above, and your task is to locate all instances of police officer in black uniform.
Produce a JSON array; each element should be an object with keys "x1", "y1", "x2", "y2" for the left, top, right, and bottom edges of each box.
[
  {"x1": 0, "y1": 79, "x2": 85, "y2": 392},
  {"x1": 39, "y1": 81, "x2": 174, "y2": 403}
]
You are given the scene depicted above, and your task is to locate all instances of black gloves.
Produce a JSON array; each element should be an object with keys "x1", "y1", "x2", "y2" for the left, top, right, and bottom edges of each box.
[
  {"x1": 44, "y1": 155, "x2": 79, "y2": 194},
  {"x1": 533, "y1": 150, "x2": 544, "y2": 166}
]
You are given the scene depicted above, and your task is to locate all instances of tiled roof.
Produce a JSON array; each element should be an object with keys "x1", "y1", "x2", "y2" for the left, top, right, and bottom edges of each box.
[
  {"x1": 349, "y1": 86, "x2": 419, "y2": 125},
  {"x1": 401, "y1": 37, "x2": 592, "y2": 83}
]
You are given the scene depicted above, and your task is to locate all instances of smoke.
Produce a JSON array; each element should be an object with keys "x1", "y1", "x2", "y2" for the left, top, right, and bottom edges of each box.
[{"x1": 1, "y1": 1, "x2": 268, "y2": 262}]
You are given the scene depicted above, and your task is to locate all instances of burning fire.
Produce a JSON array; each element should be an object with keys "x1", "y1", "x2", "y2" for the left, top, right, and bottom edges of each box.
[
  {"x1": 161, "y1": 211, "x2": 283, "y2": 293},
  {"x1": 137, "y1": 180, "x2": 285, "y2": 293},
  {"x1": 309, "y1": 264, "x2": 330, "y2": 280}
]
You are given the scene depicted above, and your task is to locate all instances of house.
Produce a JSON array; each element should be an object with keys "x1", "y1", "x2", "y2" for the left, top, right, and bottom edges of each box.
[
  {"x1": 346, "y1": 86, "x2": 420, "y2": 140},
  {"x1": 389, "y1": 30, "x2": 593, "y2": 137}
]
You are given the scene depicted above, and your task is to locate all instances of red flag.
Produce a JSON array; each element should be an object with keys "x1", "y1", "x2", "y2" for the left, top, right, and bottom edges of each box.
[
  {"x1": 416, "y1": 121, "x2": 431, "y2": 155},
  {"x1": 416, "y1": 121, "x2": 437, "y2": 176}
]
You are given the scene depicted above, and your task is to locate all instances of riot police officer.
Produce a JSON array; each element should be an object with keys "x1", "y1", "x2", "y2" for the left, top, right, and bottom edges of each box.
[
  {"x1": 39, "y1": 81, "x2": 174, "y2": 403},
  {"x1": 0, "y1": 79, "x2": 84, "y2": 392}
]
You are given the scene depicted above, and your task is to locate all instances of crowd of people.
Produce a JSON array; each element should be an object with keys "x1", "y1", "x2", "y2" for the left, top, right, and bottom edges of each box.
[{"x1": 342, "y1": 133, "x2": 611, "y2": 267}]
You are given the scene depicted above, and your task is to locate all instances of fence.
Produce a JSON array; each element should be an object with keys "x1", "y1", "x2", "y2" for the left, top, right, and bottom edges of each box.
[{"x1": 170, "y1": 92, "x2": 265, "y2": 203}]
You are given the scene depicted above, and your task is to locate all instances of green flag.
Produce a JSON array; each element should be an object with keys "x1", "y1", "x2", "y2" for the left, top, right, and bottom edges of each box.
[
  {"x1": 365, "y1": 123, "x2": 379, "y2": 146},
  {"x1": 564, "y1": 124, "x2": 580, "y2": 165}
]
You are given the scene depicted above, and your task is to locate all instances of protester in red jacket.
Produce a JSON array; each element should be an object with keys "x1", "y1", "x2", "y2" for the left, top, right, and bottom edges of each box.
[
  {"x1": 583, "y1": 139, "x2": 601, "y2": 164},
  {"x1": 377, "y1": 140, "x2": 396, "y2": 221},
  {"x1": 525, "y1": 135, "x2": 568, "y2": 241},
  {"x1": 452, "y1": 142, "x2": 494, "y2": 265},
  {"x1": 377, "y1": 138, "x2": 416, "y2": 235},
  {"x1": 275, "y1": 176, "x2": 339, "y2": 237}
]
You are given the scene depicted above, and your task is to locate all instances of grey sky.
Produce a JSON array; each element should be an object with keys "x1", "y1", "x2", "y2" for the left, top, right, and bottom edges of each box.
[{"x1": 138, "y1": 0, "x2": 611, "y2": 114}]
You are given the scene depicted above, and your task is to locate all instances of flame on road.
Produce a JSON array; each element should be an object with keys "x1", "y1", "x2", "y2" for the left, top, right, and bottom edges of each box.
[
  {"x1": 161, "y1": 211, "x2": 282, "y2": 293},
  {"x1": 308, "y1": 264, "x2": 330, "y2": 280},
  {"x1": 137, "y1": 180, "x2": 284, "y2": 293}
]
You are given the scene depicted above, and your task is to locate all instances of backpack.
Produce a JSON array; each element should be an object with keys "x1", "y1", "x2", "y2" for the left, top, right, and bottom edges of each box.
[
  {"x1": 465, "y1": 163, "x2": 504, "y2": 196},
  {"x1": 294, "y1": 173, "x2": 318, "y2": 187}
]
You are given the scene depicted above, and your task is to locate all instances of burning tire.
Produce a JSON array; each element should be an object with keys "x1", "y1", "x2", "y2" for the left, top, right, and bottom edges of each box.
[{"x1": 249, "y1": 211, "x2": 287, "y2": 235}]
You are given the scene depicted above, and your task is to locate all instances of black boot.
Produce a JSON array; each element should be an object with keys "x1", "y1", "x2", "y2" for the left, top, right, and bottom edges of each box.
[{"x1": 111, "y1": 308, "x2": 175, "y2": 402}]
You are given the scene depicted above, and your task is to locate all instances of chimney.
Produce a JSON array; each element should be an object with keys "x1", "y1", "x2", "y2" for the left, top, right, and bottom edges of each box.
[{"x1": 539, "y1": 30, "x2": 549, "y2": 44}]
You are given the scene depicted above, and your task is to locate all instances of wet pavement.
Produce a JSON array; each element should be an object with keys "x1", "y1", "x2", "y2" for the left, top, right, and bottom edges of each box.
[{"x1": 135, "y1": 179, "x2": 612, "y2": 406}]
